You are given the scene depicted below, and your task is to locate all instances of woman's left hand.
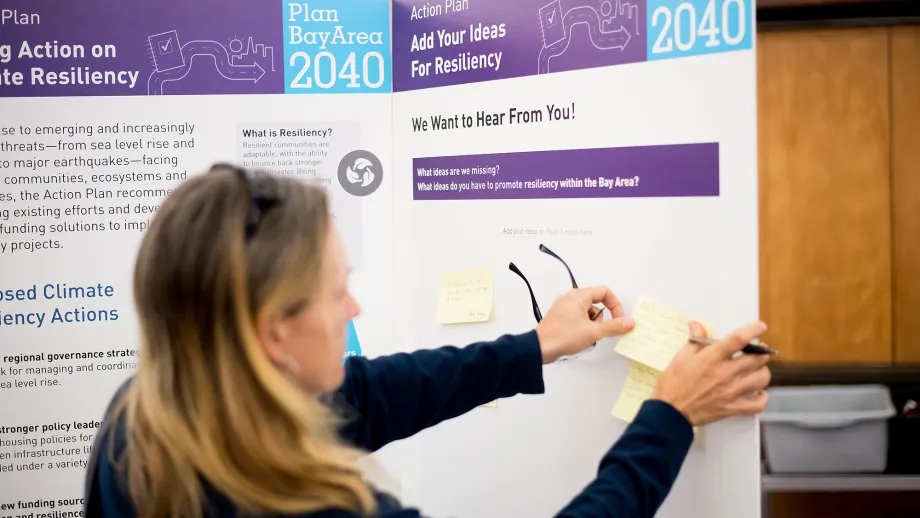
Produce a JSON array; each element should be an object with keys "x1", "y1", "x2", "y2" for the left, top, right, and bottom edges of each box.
[{"x1": 536, "y1": 286, "x2": 635, "y2": 364}]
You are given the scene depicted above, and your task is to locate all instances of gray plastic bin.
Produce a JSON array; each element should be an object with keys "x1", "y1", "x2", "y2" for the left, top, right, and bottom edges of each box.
[{"x1": 760, "y1": 384, "x2": 896, "y2": 474}]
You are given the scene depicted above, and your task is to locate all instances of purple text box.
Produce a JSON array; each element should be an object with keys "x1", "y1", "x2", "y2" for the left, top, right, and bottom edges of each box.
[
  {"x1": 413, "y1": 143, "x2": 719, "y2": 201},
  {"x1": 0, "y1": 0, "x2": 282, "y2": 98},
  {"x1": 393, "y1": 0, "x2": 647, "y2": 92}
]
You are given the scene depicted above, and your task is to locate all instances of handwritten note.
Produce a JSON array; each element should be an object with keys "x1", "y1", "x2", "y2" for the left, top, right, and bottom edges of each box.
[
  {"x1": 613, "y1": 297, "x2": 714, "y2": 372},
  {"x1": 611, "y1": 361, "x2": 704, "y2": 444},
  {"x1": 436, "y1": 268, "x2": 494, "y2": 324},
  {"x1": 611, "y1": 361, "x2": 661, "y2": 422}
]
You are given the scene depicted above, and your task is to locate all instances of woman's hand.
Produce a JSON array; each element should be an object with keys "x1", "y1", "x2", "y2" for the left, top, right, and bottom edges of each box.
[
  {"x1": 536, "y1": 286, "x2": 636, "y2": 364},
  {"x1": 652, "y1": 321, "x2": 772, "y2": 426}
]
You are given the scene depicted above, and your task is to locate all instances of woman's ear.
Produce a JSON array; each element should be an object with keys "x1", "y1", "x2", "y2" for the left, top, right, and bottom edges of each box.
[{"x1": 256, "y1": 313, "x2": 290, "y2": 365}]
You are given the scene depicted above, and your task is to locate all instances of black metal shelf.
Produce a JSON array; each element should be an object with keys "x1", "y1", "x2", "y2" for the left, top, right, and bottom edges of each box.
[{"x1": 757, "y1": 0, "x2": 920, "y2": 29}]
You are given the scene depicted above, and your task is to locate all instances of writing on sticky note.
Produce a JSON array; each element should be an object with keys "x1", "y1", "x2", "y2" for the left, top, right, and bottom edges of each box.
[
  {"x1": 611, "y1": 361, "x2": 660, "y2": 423},
  {"x1": 610, "y1": 361, "x2": 704, "y2": 443},
  {"x1": 613, "y1": 297, "x2": 714, "y2": 372},
  {"x1": 436, "y1": 268, "x2": 494, "y2": 324}
]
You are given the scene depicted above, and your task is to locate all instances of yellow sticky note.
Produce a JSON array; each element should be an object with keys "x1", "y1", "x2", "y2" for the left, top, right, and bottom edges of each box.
[
  {"x1": 611, "y1": 361, "x2": 661, "y2": 423},
  {"x1": 436, "y1": 268, "x2": 494, "y2": 324},
  {"x1": 611, "y1": 361, "x2": 703, "y2": 442},
  {"x1": 692, "y1": 427, "x2": 705, "y2": 450},
  {"x1": 481, "y1": 400, "x2": 498, "y2": 408},
  {"x1": 613, "y1": 297, "x2": 714, "y2": 372}
]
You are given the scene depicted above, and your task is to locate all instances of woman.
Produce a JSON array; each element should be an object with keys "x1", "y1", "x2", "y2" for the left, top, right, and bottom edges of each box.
[{"x1": 83, "y1": 164, "x2": 772, "y2": 518}]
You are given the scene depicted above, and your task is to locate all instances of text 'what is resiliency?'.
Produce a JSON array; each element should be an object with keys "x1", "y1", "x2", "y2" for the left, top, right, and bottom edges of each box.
[
  {"x1": 238, "y1": 122, "x2": 354, "y2": 224},
  {"x1": 239, "y1": 126, "x2": 332, "y2": 185},
  {"x1": 0, "y1": 121, "x2": 197, "y2": 255}
]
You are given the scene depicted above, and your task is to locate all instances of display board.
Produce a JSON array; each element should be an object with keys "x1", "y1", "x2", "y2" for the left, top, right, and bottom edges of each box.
[
  {"x1": 0, "y1": 0, "x2": 402, "y2": 512},
  {"x1": 390, "y1": 0, "x2": 760, "y2": 517},
  {"x1": 0, "y1": 0, "x2": 759, "y2": 516}
]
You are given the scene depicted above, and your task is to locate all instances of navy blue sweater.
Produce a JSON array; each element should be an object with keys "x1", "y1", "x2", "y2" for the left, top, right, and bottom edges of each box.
[{"x1": 84, "y1": 330, "x2": 694, "y2": 517}]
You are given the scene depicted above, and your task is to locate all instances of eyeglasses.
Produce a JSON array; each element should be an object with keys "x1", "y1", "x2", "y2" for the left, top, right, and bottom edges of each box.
[
  {"x1": 509, "y1": 244, "x2": 604, "y2": 361},
  {"x1": 213, "y1": 163, "x2": 281, "y2": 239}
]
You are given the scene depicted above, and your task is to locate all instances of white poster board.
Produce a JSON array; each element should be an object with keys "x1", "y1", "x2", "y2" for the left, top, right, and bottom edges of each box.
[
  {"x1": 1, "y1": 0, "x2": 760, "y2": 516},
  {"x1": 390, "y1": 0, "x2": 760, "y2": 516},
  {"x1": 0, "y1": 0, "x2": 402, "y2": 510}
]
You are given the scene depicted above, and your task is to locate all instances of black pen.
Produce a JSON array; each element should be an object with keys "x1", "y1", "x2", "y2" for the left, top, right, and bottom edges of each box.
[{"x1": 688, "y1": 336, "x2": 778, "y2": 355}]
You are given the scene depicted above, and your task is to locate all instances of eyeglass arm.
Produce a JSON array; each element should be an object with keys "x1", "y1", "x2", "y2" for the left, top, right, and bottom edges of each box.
[
  {"x1": 539, "y1": 244, "x2": 578, "y2": 288},
  {"x1": 508, "y1": 262, "x2": 543, "y2": 322}
]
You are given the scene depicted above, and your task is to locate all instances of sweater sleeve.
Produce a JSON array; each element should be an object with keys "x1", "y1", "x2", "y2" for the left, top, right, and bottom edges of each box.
[
  {"x1": 554, "y1": 400, "x2": 695, "y2": 518},
  {"x1": 335, "y1": 331, "x2": 545, "y2": 452}
]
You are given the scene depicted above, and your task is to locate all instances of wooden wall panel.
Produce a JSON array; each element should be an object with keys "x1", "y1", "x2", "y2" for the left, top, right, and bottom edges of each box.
[
  {"x1": 769, "y1": 492, "x2": 920, "y2": 518},
  {"x1": 890, "y1": 26, "x2": 920, "y2": 364},
  {"x1": 757, "y1": 27, "x2": 892, "y2": 363},
  {"x1": 760, "y1": 25, "x2": 920, "y2": 518}
]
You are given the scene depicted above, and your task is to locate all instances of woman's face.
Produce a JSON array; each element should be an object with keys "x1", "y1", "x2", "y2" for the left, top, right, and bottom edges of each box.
[{"x1": 261, "y1": 224, "x2": 360, "y2": 395}]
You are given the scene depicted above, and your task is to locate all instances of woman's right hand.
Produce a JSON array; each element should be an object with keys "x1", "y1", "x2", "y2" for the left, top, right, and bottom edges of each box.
[{"x1": 652, "y1": 321, "x2": 772, "y2": 426}]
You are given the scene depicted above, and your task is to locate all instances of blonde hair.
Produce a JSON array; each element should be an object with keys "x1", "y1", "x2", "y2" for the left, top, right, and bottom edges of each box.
[{"x1": 110, "y1": 164, "x2": 377, "y2": 517}]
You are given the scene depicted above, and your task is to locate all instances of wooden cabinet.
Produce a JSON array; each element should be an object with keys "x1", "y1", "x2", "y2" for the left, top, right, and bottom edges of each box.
[
  {"x1": 891, "y1": 26, "x2": 920, "y2": 365},
  {"x1": 758, "y1": 24, "x2": 920, "y2": 517},
  {"x1": 758, "y1": 27, "x2": 892, "y2": 363}
]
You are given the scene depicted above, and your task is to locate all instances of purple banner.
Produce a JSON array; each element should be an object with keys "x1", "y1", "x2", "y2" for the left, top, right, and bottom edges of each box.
[
  {"x1": 0, "y1": 0, "x2": 283, "y2": 97},
  {"x1": 392, "y1": 0, "x2": 647, "y2": 92},
  {"x1": 413, "y1": 143, "x2": 719, "y2": 201}
]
